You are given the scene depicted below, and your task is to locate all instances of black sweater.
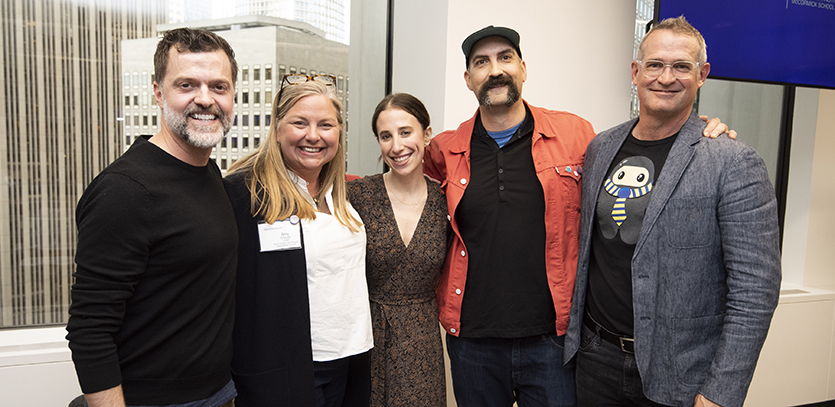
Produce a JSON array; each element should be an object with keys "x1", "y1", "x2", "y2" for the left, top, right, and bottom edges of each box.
[{"x1": 66, "y1": 137, "x2": 237, "y2": 404}]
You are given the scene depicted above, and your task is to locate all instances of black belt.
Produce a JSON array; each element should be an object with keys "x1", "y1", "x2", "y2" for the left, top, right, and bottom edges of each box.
[{"x1": 584, "y1": 316, "x2": 635, "y2": 354}]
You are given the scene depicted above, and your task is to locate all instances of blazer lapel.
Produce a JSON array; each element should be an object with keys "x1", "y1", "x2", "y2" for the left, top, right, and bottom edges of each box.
[
  {"x1": 633, "y1": 113, "x2": 705, "y2": 257},
  {"x1": 587, "y1": 129, "x2": 630, "y2": 208}
]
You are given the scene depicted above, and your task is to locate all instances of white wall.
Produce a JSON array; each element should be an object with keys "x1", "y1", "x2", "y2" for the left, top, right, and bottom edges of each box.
[
  {"x1": 0, "y1": 327, "x2": 80, "y2": 405},
  {"x1": 782, "y1": 87, "x2": 821, "y2": 286},
  {"x1": 391, "y1": 0, "x2": 636, "y2": 139},
  {"x1": 801, "y1": 89, "x2": 835, "y2": 289}
]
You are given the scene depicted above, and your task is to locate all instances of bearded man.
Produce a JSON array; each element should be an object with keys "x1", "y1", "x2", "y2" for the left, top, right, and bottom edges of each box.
[{"x1": 67, "y1": 27, "x2": 239, "y2": 407}]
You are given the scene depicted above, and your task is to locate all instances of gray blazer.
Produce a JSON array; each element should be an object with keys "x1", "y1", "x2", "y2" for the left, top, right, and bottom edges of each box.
[{"x1": 564, "y1": 112, "x2": 781, "y2": 407}]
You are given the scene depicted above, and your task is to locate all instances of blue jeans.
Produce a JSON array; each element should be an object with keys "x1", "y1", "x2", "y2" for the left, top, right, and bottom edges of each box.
[
  {"x1": 575, "y1": 322, "x2": 669, "y2": 407},
  {"x1": 446, "y1": 333, "x2": 576, "y2": 407}
]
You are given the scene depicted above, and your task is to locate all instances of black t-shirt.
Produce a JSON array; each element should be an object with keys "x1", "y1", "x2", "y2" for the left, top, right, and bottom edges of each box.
[
  {"x1": 456, "y1": 107, "x2": 557, "y2": 338},
  {"x1": 585, "y1": 129, "x2": 677, "y2": 336}
]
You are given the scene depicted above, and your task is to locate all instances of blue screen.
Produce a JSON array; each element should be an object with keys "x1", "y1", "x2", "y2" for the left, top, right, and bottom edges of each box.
[{"x1": 659, "y1": 0, "x2": 835, "y2": 89}]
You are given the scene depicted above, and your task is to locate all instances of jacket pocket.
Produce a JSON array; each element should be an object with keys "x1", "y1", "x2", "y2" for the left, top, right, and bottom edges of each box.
[
  {"x1": 672, "y1": 314, "x2": 724, "y2": 387},
  {"x1": 553, "y1": 162, "x2": 583, "y2": 211},
  {"x1": 663, "y1": 195, "x2": 717, "y2": 248}
]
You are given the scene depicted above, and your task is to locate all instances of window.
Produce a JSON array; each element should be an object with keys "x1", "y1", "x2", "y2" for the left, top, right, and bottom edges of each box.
[
  {"x1": 221, "y1": 136, "x2": 227, "y2": 149},
  {"x1": 254, "y1": 114, "x2": 260, "y2": 127},
  {"x1": 254, "y1": 90, "x2": 260, "y2": 105},
  {"x1": 0, "y1": 0, "x2": 357, "y2": 331},
  {"x1": 231, "y1": 136, "x2": 238, "y2": 149},
  {"x1": 266, "y1": 114, "x2": 271, "y2": 126},
  {"x1": 242, "y1": 113, "x2": 249, "y2": 127},
  {"x1": 242, "y1": 91, "x2": 249, "y2": 104},
  {"x1": 254, "y1": 135, "x2": 261, "y2": 148},
  {"x1": 242, "y1": 135, "x2": 249, "y2": 149},
  {"x1": 265, "y1": 89, "x2": 273, "y2": 105}
]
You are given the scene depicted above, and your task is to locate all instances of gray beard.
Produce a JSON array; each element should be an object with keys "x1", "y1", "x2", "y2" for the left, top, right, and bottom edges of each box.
[{"x1": 162, "y1": 99, "x2": 231, "y2": 149}]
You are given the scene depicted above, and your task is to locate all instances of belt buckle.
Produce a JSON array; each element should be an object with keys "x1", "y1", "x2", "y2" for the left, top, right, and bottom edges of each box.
[{"x1": 619, "y1": 337, "x2": 634, "y2": 354}]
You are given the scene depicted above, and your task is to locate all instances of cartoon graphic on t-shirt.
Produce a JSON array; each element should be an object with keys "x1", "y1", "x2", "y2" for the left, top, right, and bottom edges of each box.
[{"x1": 596, "y1": 156, "x2": 655, "y2": 244}]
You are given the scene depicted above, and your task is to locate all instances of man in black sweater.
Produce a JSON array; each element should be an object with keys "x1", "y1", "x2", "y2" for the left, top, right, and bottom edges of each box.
[{"x1": 67, "y1": 28, "x2": 239, "y2": 407}]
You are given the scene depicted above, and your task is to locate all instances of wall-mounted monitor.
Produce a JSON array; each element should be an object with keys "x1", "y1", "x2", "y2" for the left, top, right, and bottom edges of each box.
[{"x1": 657, "y1": 0, "x2": 835, "y2": 89}]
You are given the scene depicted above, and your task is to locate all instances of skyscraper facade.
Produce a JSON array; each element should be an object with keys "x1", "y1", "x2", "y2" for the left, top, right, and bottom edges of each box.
[
  {"x1": 0, "y1": 0, "x2": 166, "y2": 328},
  {"x1": 168, "y1": 0, "x2": 213, "y2": 23},
  {"x1": 236, "y1": 0, "x2": 348, "y2": 44},
  {"x1": 122, "y1": 16, "x2": 350, "y2": 173}
]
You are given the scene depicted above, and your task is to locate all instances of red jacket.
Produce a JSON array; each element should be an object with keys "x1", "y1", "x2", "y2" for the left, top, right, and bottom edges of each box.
[{"x1": 424, "y1": 101, "x2": 595, "y2": 336}]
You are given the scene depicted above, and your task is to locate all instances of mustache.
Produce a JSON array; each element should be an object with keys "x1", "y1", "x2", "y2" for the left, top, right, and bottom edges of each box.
[
  {"x1": 183, "y1": 104, "x2": 225, "y2": 120},
  {"x1": 485, "y1": 74, "x2": 512, "y2": 88}
]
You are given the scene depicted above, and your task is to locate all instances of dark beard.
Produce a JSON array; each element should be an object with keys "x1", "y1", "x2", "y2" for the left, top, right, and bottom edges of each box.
[{"x1": 477, "y1": 75, "x2": 520, "y2": 108}]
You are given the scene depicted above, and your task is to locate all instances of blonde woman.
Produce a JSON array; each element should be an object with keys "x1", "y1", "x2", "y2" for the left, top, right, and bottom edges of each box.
[{"x1": 225, "y1": 78, "x2": 372, "y2": 407}]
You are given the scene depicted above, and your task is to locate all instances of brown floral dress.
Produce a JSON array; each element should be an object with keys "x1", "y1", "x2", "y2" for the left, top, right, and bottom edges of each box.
[{"x1": 347, "y1": 174, "x2": 449, "y2": 407}]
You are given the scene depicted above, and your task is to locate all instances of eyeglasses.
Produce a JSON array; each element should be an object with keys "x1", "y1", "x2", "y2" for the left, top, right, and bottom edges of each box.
[
  {"x1": 281, "y1": 74, "x2": 336, "y2": 87},
  {"x1": 636, "y1": 60, "x2": 703, "y2": 79},
  {"x1": 276, "y1": 74, "x2": 336, "y2": 104}
]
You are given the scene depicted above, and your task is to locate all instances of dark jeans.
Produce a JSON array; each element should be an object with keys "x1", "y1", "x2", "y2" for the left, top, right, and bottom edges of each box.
[
  {"x1": 575, "y1": 322, "x2": 669, "y2": 407},
  {"x1": 446, "y1": 333, "x2": 576, "y2": 407},
  {"x1": 313, "y1": 351, "x2": 371, "y2": 407}
]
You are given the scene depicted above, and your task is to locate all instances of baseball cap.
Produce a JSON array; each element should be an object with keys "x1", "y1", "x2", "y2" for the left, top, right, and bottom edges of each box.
[{"x1": 461, "y1": 26, "x2": 522, "y2": 66}]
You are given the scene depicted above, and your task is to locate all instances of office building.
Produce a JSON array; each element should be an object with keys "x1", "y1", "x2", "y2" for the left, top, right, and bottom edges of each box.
[
  {"x1": 236, "y1": 0, "x2": 348, "y2": 44},
  {"x1": 0, "y1": 0, "x2": 165, "y2": 328},
  {"x1": 122, "y1": 15, "x2": 350, "y2": 173}
]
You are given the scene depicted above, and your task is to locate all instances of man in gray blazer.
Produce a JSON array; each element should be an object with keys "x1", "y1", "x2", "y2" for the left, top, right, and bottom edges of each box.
[{"x1": 564, "y1": 17, "x2": 781, "y2": 407}]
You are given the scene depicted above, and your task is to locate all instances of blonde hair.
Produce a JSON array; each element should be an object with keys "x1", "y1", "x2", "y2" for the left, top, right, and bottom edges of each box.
[{"x1": 227, "y1": 81, "x2": 361, "y2": 232}]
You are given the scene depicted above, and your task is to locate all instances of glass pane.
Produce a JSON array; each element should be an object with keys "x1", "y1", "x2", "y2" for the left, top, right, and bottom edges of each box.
[
  {"x1": 697, "y1": 79, "x2": 784, "y2": 186},
  {"x1": 1, "y1": 0, "x2": 353, "y2": 330}
]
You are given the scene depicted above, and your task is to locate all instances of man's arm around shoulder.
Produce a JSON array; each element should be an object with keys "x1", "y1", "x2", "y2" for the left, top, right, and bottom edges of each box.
[{"x1": 423, "y1": 132, "x2": 453, "y2": 183}]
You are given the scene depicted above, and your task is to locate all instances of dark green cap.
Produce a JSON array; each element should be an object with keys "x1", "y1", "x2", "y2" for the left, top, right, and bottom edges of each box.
[{"x1": 462, "y1": 26, "x2": 522, "y2": 67}]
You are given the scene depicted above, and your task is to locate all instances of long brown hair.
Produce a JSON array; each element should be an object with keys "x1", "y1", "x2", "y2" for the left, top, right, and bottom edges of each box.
[{"x1": 227, "y1": 81, "x2": 361, "y2": 232}]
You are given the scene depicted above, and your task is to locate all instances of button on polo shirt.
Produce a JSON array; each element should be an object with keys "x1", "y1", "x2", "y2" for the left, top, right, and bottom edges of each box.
[{"x1": 455, "y1": 106, "x2": 556, "y2": 338}]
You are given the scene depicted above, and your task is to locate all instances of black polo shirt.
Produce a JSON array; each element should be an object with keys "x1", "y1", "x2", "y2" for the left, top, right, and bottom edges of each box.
[{"x1": 456, "y1": 106, "x2": 556, "y2": 338}]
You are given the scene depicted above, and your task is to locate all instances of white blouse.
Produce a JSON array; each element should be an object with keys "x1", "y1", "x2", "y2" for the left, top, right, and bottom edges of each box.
[{"x1": 291, "y1": 173, "x2": 373, "y2": 362}]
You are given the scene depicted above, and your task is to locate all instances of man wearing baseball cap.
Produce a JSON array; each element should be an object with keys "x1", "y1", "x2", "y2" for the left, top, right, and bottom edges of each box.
[
  {"x1": 424, "y1": 25, "x2": 730, "y2": 407},
  {"x1": 424, "y1": 25, "x2": 593, "y2": 406}
]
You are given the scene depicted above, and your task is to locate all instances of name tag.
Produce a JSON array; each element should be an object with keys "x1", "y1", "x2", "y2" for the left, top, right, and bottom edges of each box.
[{"x1": 257, "y1": 216, "x2": 302, "y2": 252}]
